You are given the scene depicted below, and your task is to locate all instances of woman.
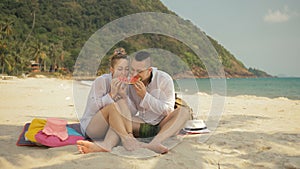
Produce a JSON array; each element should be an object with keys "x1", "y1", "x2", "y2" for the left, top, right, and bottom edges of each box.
[{"x1": 77, "y1": 48, "x2": 141, "y2": 154}]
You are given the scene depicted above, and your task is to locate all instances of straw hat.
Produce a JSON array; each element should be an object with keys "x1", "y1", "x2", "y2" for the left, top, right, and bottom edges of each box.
[{"x1": 184, "y1": 120, "x2": 207, "y2": 131}]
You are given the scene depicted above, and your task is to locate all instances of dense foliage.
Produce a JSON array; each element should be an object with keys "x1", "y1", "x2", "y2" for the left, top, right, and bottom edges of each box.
[
  {"x1": 248, "y1": 67, "x2": 272, "y2": 77},
  {"x1": 0, "y1": 0, "x2": 270, "y2": 78}
]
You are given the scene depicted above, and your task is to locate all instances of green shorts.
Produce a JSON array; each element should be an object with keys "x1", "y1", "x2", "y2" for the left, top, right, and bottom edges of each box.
[{"x1": 139, "y1": 123, "x2": 160, "y2": 138}]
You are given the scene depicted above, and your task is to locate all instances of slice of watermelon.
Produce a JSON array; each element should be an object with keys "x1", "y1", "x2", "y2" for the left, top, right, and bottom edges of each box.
[
  {"x1": 128, "y1": 75, "x2": 142, "y2": 84},
  {"x1": 118, "y1": 76, "x2": 129, "y2": 83}
]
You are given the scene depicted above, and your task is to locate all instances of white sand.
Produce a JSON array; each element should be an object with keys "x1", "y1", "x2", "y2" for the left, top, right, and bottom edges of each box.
[{"x1": 0, "y1": 77, "x2": 299, "y2": 169}]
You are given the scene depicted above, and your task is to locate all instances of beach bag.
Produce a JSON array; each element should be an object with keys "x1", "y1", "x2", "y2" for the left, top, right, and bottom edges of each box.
[
  {"x1": 35, "y1": 127, "x2": 84, "y2": 147},
  {"x1": 174, "y1": 94, "x2": 193, "y2": 119}
]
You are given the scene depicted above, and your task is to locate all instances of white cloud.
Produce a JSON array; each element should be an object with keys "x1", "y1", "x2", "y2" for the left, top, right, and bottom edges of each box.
[{"x1": 264, "y1": 6, "x2": 291, "y2": 23}]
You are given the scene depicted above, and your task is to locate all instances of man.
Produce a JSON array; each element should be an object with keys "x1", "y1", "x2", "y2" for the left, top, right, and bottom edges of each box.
[{"x1": 128, "y1": 51, "x2": 190, "y2": 154}]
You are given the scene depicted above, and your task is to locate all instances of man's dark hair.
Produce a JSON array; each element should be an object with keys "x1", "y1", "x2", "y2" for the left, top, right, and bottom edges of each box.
[{"x1": 135, "y1": 51, "x2": 150, "y2": 61}]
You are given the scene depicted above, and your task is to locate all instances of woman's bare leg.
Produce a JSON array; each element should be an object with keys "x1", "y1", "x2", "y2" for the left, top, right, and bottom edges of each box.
[
  {"x1": 108, "y1": 100, "x2": 143, "y2": 151},
  {"x1": 115, "y1": 99, "x2": 133, "y2": 134},
  {"x1": 77, "y1": 128, "x2": 120, "y2": 153},
  {"x1": 77, "y1": 101, "x2": 143, "y2": 153},
  {"x1": 77, "y1": 103, "x2": 119, "y2": 154}
]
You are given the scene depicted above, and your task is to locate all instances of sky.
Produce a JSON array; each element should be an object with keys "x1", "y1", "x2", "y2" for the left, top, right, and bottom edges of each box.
[{"x1": 160, "y1": 0, "x2": 300, "y2": 77}]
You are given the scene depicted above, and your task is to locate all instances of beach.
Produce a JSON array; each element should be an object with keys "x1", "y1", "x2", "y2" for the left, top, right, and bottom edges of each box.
[{"x1": 0, "y1": 77, "x2": 299, "y2": 169}]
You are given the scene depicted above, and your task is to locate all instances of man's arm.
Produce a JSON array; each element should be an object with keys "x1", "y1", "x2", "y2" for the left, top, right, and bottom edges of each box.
[{"x1": 139, "y1": 76, "x2": 175, "y2": 116}]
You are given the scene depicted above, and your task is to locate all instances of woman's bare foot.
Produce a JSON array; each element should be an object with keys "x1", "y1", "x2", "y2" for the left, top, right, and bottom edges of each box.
[
  {"x1": 144, "y1": 142, "x2": 168, "y2": 154},
  {"x1": 77, "y1": 140, "x2": 110, "y2": 154}
]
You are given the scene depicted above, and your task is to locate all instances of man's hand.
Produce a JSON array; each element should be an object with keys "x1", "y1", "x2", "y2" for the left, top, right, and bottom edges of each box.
[{"x1": 134, "y1": 81, "x2": 147, "y2": 99}]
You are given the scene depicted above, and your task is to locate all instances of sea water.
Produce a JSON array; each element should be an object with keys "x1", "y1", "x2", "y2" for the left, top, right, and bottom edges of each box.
[
  {"x1": 81, "y1": 77, "x2": 300, "y2": 100},
  {"x1": 174, "y1": 77, "x2": 300, "y2": 100}
]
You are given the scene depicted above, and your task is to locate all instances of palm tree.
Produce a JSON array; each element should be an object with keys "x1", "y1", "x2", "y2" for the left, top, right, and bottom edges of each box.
[
  {"x1": 2, "y1": 20, "x2": 13, "y2": 39},
  {"x1": 13, "y1": 41, "x2": 30, "y2": 74},
  {"x1": 40, "y1": 51, "x2": 48, "y2": 72},
  {"x1": 56, "y1": 42, "x2": 64, "y2": 71},
  {"x1": 48, "y1": 42, "x2": 64, "y2": 72},
  {"x1": 32, "y1": 42, "x2": 41, "y2": 63},
  {"x1": 0, "y1": 43, "x2": 11, "y2": 74},
  {"x1": 0, "y1": 20, "x2": 13, "y2": 40},
  {"x1": 30, "y1": 40, "x2": 44, "y2": 71},
  {"x1": 48, "y1": 43, "x2": 57, "y2": 72},
  {"x1": 0, "y1": 20, "x2": 14, "y2": 75}
]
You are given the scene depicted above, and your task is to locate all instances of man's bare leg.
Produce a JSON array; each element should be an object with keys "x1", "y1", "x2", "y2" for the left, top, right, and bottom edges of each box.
[{"x1": 145, "y1": 107, "x2": 190, "y2": 154}]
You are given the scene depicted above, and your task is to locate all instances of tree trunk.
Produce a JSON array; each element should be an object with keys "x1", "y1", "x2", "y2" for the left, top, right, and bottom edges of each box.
[
  {"x1": 44, "y1": 60, "x2": 47, "y2": 72},
  {"x1": 1, "y1": 59, "x2": 5, "y2": 75},
  {"x1": 21, "y1": 11, "x2": 35, "y2": 53}
]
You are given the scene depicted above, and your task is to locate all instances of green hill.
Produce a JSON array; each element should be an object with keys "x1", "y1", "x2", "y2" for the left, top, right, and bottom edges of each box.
[{"x1": 0, "y1": 0, "x2": 271, "y2": 78}]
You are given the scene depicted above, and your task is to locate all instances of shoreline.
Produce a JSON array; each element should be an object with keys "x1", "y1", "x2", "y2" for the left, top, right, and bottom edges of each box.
[
  {"x1": 3, "y1": 74, "x2": 299, "y2": 100},
  {"x1": 0, "y1": 77, "x2": 299, "y2": 169},
  {"x1": 78, "y1": 79, "x2": 300, "y2": 101}
]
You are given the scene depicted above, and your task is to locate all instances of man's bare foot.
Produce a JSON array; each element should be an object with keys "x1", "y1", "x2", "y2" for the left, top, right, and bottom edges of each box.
[
  {"x1": 144, "y1": 142, "x2": 168, "y2": 154},
  {"x1": 77, "y1": 140, "x2": 110, "y2": 154}
]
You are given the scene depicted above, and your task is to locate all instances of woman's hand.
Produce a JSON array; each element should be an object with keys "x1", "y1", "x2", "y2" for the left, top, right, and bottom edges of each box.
[
  {"x1": 110, "y1": 78, "x2": 121, "y2": 99},
  {"x1": 110, "y1": 78, "x2": 128, "y2": 101},
  {"x1": 118, "y1": 82, "x2": 128, "y2": 99}
]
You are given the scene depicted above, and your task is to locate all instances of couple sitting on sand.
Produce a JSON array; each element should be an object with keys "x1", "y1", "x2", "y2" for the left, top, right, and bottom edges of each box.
[{"x1": 77, "y1": 48, "x2": 190, "y2": 154}]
